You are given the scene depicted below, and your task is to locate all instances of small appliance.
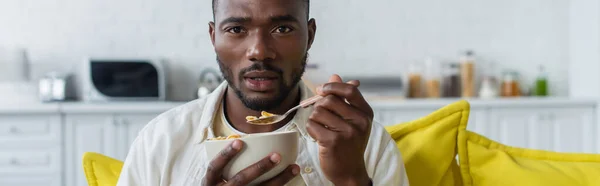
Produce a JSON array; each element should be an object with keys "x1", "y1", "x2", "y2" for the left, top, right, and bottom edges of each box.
[
  {"x1": 38, "y1": 72, "x2": 76, "y2": 102},
  {"x1": 81, "y1": 58, "x2": 167, "y2": 101}
]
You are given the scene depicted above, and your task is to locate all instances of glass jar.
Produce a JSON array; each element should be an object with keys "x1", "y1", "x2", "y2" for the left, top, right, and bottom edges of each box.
[
  {"x1": 501, "y1": 70, "x2": 521, "y2": 97},
  {"x1": 424, "y1": 58, "x2": 441, "y2": 98},
  {"x1": 460, "y1": 50, "x2": 476, "y2": 98},
  {"x1": 442, "y1": 63, "x2": 461, "y2": 97},
  {"x1": 407, "y1": 63, "x2": 423, "y2": 98}
]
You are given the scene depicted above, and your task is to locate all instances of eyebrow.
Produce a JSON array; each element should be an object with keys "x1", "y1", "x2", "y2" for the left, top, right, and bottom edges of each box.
[
  {"x1": 219, "y1": 17, "x2": 252, "y2": 25},
  {"x1": 219, "y1": 14, "x2": 299, "y2": 25},
  {"x1": 270, "y1": 15, "x2": 299, "y2": 23}
]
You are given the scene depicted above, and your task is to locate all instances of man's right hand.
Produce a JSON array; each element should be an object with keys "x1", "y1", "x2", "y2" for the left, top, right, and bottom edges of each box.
[{"x1": 202, "y1": 139, "x2": 300, "y2": 186}]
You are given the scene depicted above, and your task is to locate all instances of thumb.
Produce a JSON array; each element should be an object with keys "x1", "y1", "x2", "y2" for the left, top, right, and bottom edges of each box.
[
  {"x1": 317, "y1": 74, "x2": 343, "y2": 95},
  {"x1": 328, "y1": 74, "x2": 343, "y2": 83},
  {"x1": 346, "y1": 80, "x2": 360, "y2": 87}
]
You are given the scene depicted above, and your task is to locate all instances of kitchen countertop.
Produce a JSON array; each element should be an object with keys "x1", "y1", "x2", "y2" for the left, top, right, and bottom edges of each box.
[
  {"x1": 0, "y1": 100, "x2": 61, "y2": 114},
  {"x1": 2, "y1": 97, "x2": 598, "y2": 114},
  {"x1": 58, "y1": 101, "x2": 187, "y2": 114},
  {"x1": 365, "y1": 96, "x2": 599, "y2": 108}
]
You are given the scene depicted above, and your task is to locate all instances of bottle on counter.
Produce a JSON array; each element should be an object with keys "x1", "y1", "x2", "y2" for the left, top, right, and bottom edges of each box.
[
  {"x1": 478, "y1": 62, "x2": 499, "y2": 99},
  {"x1": 479, "y1": 76, "x2": 499, "y2": 99},
  {"x1": 424, "y1": 58, "x2": 441, "y2": 98},
  {"x1": 533, "y1": 65, "x2": 549, "y2": 97},
  {"x1": 500, "y1": 70, "x2": 521, "y2": 97},
  {"x1": 460, "y1": 50, "x2": 476, "y2": 98},
  {"x1": 442, "y1": 62, "x2": 461, "y2": 98},
  {"x1": 407, "y1": 63, "x2": 423, "y2": 98}
]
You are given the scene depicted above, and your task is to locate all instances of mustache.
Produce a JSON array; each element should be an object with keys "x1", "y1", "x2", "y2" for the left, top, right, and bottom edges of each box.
[{"x1": 239, "y1": 63, "x2": 284, "y2": 77}]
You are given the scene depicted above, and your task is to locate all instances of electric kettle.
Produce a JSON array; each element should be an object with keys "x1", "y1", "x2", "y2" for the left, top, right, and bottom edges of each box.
[{"x1": 196, "y1": 68, "x2": 224, "y2": 99}]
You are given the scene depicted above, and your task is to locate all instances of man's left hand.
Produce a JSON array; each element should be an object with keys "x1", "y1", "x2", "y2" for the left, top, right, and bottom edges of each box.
[{"x1": 306, "y1": 74, "x2": 373, "y2": 186}]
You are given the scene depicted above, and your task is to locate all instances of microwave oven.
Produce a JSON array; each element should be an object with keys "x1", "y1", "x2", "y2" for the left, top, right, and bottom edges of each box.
[{"x1": 81, "y1": 58, "x2": 167, "y2": 101}]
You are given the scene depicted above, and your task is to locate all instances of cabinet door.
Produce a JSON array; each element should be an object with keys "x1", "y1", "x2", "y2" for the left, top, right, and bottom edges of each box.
[
  {"x1": 487, "y1": 106, "x2": 596, "y2": 153},
  {"x1": 0, "y1": 114, "x2": 61, "y2": 148},
  {"x1": 487, "y1": 108, "x2": 542, "y2": 149},
  {"x1": 373, "y1": 108, "x2": 437, "y2": 126},
  {"x1": 114, "y1": 114, "x2": 159, "y2": 160},
  {"x1": 65, "y1": 114, "x2": 116, "y2": 186},
  {"x1": 465, "y1": 108, "x2": 489, "y2": 135},
  {"x1": 374, "y1": 106, "x2": 486, "y2": 130},
  {"x1": 544, "y1": 107, "x2": 596, "y2": 153}
]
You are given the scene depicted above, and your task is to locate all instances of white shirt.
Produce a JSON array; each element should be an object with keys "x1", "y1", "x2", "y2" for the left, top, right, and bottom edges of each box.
[{"x1": 116, "y1": 81, "x2": 410, "y2": 186}]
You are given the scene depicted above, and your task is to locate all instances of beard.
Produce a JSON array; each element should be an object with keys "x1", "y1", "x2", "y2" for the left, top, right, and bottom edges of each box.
[{"x1": 217, "y1": 54, "x2": 308, "y2": 111}]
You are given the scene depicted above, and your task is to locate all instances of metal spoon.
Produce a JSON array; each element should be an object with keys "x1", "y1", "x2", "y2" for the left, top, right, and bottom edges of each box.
[{"x1": 246, "y1": 95, "x2": 323, "y2": 125}]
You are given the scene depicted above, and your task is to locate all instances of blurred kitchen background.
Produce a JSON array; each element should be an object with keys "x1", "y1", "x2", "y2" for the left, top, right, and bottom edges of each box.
[{"x1": 0, "y1": 0, "x2": 599, "y2": 186}]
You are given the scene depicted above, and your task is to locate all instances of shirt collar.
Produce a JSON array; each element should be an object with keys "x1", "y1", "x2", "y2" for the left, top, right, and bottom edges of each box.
[{"x1": 194, "y1": 80, "x2": 316, "y2": 144}]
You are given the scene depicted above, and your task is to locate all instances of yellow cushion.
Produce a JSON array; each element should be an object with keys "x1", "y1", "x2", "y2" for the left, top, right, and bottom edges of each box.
[
  {"x1": 82, "y1": 152, "x2": 124, "y2": 186},
  {"x1": 458, "y1": 130, "x2": 600, "y2": 186},
  {"x1": 385, "y1": 100, "x2": 470, "y2": 186}
]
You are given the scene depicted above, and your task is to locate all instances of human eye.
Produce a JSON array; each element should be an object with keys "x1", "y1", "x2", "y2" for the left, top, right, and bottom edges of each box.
[
  {"x1": 273, "y1": 25, "x2": 294, "y2": 34},
  {"x1": 225, "y1": 26, "x2": 246, "y2": 34}
]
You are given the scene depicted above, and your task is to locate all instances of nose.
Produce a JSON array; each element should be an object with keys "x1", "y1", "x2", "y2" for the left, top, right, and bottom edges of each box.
[{"x1": 246, "y1": 32, "x2": 276, "y2": 62}]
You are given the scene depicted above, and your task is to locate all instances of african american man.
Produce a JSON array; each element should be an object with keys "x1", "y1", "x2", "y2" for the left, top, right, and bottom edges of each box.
[{"x1": 116, "y1": 0, "x2": 409, "y2": 185}]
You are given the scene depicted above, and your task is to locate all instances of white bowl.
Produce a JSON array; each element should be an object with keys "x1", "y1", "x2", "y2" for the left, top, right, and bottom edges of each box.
[{"x1": 204, "y1": 131, "x2": 299, "y2": 185}]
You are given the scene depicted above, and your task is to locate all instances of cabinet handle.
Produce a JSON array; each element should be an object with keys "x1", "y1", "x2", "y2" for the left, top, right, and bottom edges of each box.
[
  {"x1": 9, "y1": 127, "x2": 18, "y2": 134},
  {"x1": 548, "y1": 113, "x2": 555, "y2": 120},
  {"x1": 113, "y1": 118, "x2": 120, "y2": 126},
  {"x1": 10, "y1": 158, "x2": 18, "y2": 165}
]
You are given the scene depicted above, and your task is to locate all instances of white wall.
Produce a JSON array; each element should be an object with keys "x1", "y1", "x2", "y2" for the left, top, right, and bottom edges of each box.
[
  {"x1": 0, "y1": 0, "x2": 572, "y2": 100},
  {"x1": 569, "y1": 0, "x2": 600, "y2": 98}
]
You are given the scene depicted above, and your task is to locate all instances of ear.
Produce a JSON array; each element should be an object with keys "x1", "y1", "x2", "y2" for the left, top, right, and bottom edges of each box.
[
  {"x1": 209, "y1": 22, "x2": 216, "y2": 46},
  {"x1": 307, "y1": 18, "x2": 317, "y2": 50}
]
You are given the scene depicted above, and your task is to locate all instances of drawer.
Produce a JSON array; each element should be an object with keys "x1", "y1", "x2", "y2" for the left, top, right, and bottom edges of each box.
[
  {"x1": 0, "y1": 115, "x2": 61, "y2": 147},
  {"x1": 0, "y1": 149, "x2": 61, "y2": 174},
  {"x1": 0, "y1": 174, "x2": 61, "y2": 186}
]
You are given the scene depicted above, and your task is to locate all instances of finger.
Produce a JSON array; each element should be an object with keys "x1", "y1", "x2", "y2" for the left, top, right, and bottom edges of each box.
[
  {"x1": 227, "y1": 153, "x2": 281, "y2": 186},
  {"x1": 346, "y1": 80, "x2": 360, "y2": 86},
  {"x1": 317, "y1": 75, "x2": 359, "y2": 95},
  {"x1": 261, "y1": 164, "x2": 300, "y2": 186},
  {"x1": 318, "y1": 82, "x2": 373, "y2": 119},
  {"x1": 309, "y1": 104, "x2": 354, "y2": 132},
  {"x1": 306, "y1": 119, "x2": 336, "y2": 145},
  {"x1": 205, "y1": 140, "x2": 243, "y2": 185},
  {"x1": 313, "y1": 95, "x2": 370, "y2": 132},
  {"x1": 328, "y1": 74, "x2": 343, "y2": 83}
]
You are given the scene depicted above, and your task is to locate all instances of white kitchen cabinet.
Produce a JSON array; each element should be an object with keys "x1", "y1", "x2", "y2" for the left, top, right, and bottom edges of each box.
[
  {"x1": 64, "y1": 112, "x2": 161, "y2": 186},
  {"x1": 373, "y1": 106, "x2": 487, "y2": 131},
  {"x1": 0, "y1": 175, "x2": 61, "y2": 186},
  {"x1": 65, "y1": 114, "x2": 116, "y2": 186},
  {"x1": 373, "y1": 108, "x2": 438, "y2": 126},
  {"x1": 545, "y1": 108, "x2": 596, "y2": 153},
  {"x1": 0, "y1": 114, "x2": 62, "y2": 186},
  {"x1": 0, "y1": 99, "x2": 597, "y2": 186},
  {"x1": 114, "y1": 114, "x2": 160, "y2": 160},
  {"x1": 484, "y1": 106, "x2": 596, "y2": 153},
  {"x1": 0, "y1": 114, "x2": 61, "y2": 148}
]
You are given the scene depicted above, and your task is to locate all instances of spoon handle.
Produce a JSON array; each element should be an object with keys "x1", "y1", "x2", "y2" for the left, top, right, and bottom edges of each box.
[{"x1": 300, "y1": 95, "x2": 323, "y2": 108}]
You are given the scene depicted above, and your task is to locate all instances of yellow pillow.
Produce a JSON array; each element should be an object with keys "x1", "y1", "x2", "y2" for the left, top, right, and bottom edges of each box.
[
  {"x1": 458, "y1": 130, "x2": 600, "y2": 186},
  {"x1": 82, "y1": 152, "x2": 124, "y2": 186},
  {"x1": 385, "y1": 100, "x2": 470, "y2": 186}
]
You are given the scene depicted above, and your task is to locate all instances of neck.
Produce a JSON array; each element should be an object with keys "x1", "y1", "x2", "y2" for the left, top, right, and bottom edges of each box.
[{"x1": 224, "y1": 86, "x2": 301, "y2": 134}]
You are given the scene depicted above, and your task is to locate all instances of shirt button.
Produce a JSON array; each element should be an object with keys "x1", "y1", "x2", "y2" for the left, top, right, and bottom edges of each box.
[{"x1": 304, "y1": 166, "x2": 313, "y2": 173}]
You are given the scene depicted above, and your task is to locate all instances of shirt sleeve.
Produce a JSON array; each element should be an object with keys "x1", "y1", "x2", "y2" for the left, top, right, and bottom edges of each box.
[
  {"x1": 369, "y1": 121, "x2": 410, "y2": 186},
  {"x1": 373, "y1": 138, "x2": 410, "y2": 186}
]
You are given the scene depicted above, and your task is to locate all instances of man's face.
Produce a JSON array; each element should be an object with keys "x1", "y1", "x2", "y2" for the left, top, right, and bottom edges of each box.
[{"x1": 210, "y1": 0, "x2": 316, "y2": 111}]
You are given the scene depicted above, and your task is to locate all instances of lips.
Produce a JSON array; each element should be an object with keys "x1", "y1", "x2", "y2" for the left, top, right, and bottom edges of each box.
[
  {"x1": 243, "y1": 71, "x2": 279, "y2": 79},
  {"x1": 243, "y1": 71, "x2": 280, "y2": 91}
]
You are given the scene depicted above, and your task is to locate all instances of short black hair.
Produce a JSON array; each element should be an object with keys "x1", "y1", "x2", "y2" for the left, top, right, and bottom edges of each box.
[{"x1": 212, "y1": 0, "x2": 310, "y2": 20}]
